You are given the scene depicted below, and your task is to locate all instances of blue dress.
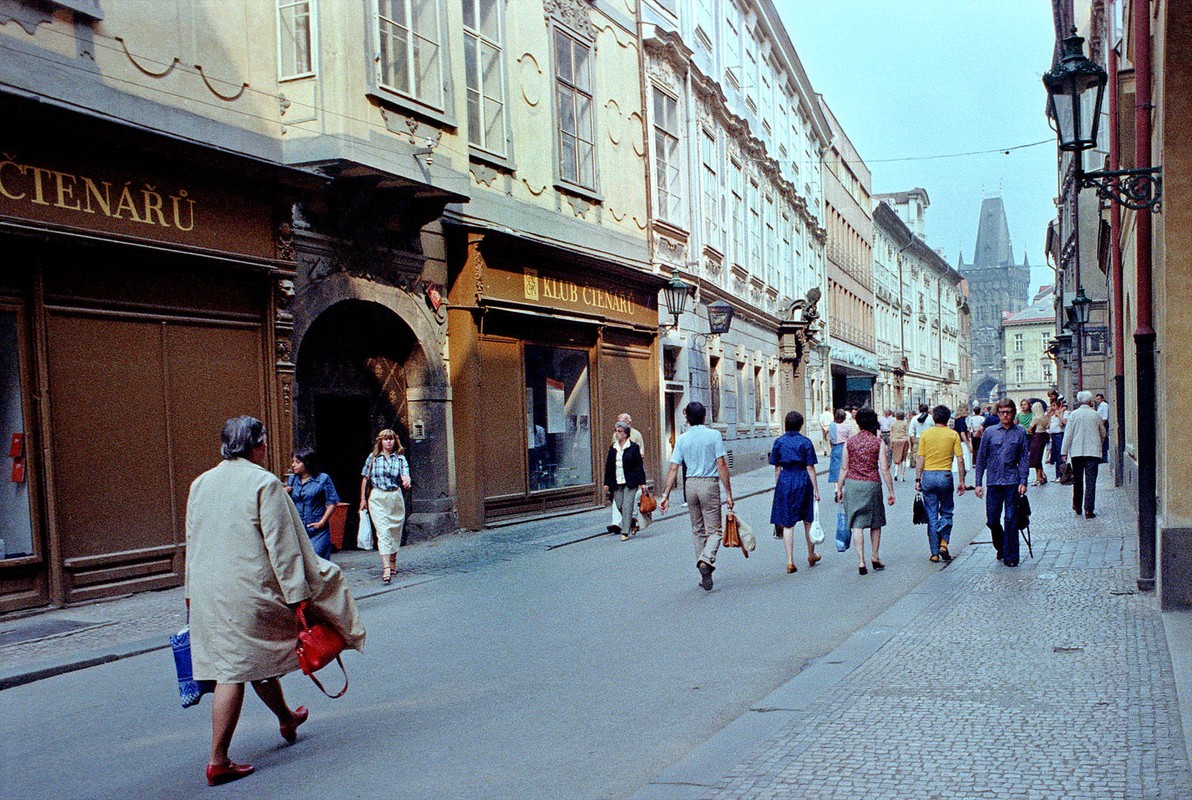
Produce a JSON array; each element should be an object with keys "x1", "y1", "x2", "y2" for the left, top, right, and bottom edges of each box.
[
  {"x1": 286, "y1": 472, "x2": 341, "y2": 559},
  {"x1": 769, "y1": 432, "x2": 819, "y2": 527}
]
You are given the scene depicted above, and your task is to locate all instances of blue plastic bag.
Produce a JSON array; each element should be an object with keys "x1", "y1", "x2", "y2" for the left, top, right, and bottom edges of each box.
[
  {"x1": 171, "y1": 626, "x2": 215, "y2": 708},
  {"x1": 835, "y1": 506, "x2": 850, "y2": 553}
]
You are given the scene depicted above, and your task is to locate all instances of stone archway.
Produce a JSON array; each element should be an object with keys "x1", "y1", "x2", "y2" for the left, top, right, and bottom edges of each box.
[
  {"x1": 975, "y1": 376, "x2": 1000, "y2": 406},
  {"x1": 293, "y1": 275, "x2": 454, "y2": 542}
]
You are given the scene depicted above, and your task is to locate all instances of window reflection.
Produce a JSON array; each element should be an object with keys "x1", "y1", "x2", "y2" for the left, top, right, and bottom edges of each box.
[{"x1": 525, "y1": 345, "x2": 592, "y2": 491}]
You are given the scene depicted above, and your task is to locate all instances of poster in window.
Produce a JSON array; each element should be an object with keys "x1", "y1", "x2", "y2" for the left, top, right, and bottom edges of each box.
[{"x1": 545, "y1": 378, "x2": 566, "y2": 433}]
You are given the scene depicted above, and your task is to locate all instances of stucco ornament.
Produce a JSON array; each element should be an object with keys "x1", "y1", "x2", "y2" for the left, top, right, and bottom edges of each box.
[{"x1": 544, "y1": 0, "x2": 595, "y2": 40}]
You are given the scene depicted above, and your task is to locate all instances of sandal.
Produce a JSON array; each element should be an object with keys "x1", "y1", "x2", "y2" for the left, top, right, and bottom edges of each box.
[{"x1": 381, "y1": 567, "x2": 392, "y2": 584}]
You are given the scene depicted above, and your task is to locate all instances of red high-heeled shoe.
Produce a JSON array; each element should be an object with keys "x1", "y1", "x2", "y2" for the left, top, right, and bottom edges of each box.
[
  {"x1": 206, "y1": 761, "x2": 254, "y2": 786},
  {"x1": 280, "y1": 706, "x2": 308, "y2": 743}
]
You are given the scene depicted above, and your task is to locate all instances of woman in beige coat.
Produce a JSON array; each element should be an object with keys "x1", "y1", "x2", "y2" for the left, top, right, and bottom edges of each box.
[{"x1": 186, "y1": 416, "x2": 365, "y2": 786}]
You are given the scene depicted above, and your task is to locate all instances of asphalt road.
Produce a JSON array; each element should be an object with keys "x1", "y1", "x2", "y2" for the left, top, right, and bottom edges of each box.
[{"x1": 1, "y1": 471, "x2": 994, "y2": 800}]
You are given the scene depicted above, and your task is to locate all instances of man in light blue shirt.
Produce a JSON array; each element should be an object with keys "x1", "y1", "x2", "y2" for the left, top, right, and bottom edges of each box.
[{"x1": 660, "y1": 402, "x2": 734, "y2": 591}]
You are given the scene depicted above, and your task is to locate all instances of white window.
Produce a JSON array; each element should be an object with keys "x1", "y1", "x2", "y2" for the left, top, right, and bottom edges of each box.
[
  {"x1": 780, "y1": 212, "x2": 792, "y2": 298},
  {"x1": 695, "y1": 0, "x2": 715, "y2": 46},
  {"x1": 748, "y1": 178, "x2": 761, "y2": 270},
  {"x1": 744, "y1": 49, "x2": 758, "y2": 113},
  {"x1": 556, "y1": 30, "x2": 595, "y2": 189},
  {"x1": 761, "y1": 71, "x2": 773, "y2": 136},
  {"x1": 653, "y1": 88, "x2": 682, "y2": 222},
  {"x1": 701, "y1": 129, "x2": 721, "y2": 249},
  {"x1": 1043, "y1": 362, "x2": 1053, "y2": 382},
  {"x1": 1014, "y1": 362, "x2": 1025, "y2": 383},
  {"x1": 729, "y1": 159, "x2": 744, "y2": 266},
  {"x1": 724, "y1": 8, "x2": 741, "y2": 88},
  {"x1": 764, "y1": 194, "x2": 776, "y2": 285},
  {"x1": 463, "y1": 0, "x2": 506, "y2": 155},
  {"x1": 377, "y1": 0, "x2": 444, "y2": 108},
  {"x1": 1042, "y1": 331, "x2": 1051, "y2": 349},
  {"x1": 278, "y1": 0, "x2": 316, "y2": 80},
  {"x1": 1014, "y1": 333, "x2": 1023, "y2": 352}
]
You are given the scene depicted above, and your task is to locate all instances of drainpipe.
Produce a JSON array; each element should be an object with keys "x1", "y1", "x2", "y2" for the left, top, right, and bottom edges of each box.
[
  {"x1": 1108, "y1": 22, "x2": 1126, "y2": 487},
  {"x1": 1133, "y1": 0, "x2": 1156, "y2": 592}
]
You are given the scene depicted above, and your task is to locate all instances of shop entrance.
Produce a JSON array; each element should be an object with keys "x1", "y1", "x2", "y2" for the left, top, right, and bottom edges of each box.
[{"x1": 296, "y1": 300, "x2": 419, "y2": 547}]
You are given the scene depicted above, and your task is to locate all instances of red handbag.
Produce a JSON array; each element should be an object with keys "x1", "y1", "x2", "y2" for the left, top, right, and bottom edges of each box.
[{"x1": 295, "y1": 601, "x2": 349, "y2": 698}]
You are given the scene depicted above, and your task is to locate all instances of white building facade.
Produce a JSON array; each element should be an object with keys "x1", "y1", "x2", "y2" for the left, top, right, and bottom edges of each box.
[
  {"x1": 873, "y1": 193, "x2": 966, "y2": 413},
  {"x1": 640, "y1": 0, "x2": 830, "y2": 471}
]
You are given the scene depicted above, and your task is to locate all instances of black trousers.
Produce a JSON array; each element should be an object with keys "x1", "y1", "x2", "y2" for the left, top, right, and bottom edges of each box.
[{"x1": 1071, "y1": 456, "x2": 1100, "y2": 514}]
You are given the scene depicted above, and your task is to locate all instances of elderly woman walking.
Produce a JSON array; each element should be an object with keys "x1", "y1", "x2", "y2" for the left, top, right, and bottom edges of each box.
[
  {"x1": 835, "y1": 408, "x2": 896, "y2": 575},
  {"x1": 605, "y1": 420, "x2": 648, "y2": 541},
  {"x1": 186, "y1": 416, "x2": 365, "y2": 786},
  {"x1": 769, "y1": 411, "x2": 821, "y2": 573},
  {"x1": 360, "y1": 429, "x2": 411, "y2": 584}
]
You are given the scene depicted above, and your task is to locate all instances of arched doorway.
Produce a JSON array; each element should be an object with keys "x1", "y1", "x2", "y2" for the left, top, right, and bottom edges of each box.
[
  {"x1": 295, "y1": 300, "x2": 421, "y2": 547},
  {"x1": 975, "y1": 377, "x2": 1000, "y2": 406}
]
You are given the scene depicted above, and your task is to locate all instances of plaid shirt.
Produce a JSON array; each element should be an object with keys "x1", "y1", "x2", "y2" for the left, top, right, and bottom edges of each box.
[{"x1": 362, "y1": 453, "x2": 408, "y2": 491}]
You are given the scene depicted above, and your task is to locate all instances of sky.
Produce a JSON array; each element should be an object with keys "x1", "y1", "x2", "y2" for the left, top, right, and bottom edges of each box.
[{"x1": 776, "y1": 0, "x2": 1059, "y2": 297}]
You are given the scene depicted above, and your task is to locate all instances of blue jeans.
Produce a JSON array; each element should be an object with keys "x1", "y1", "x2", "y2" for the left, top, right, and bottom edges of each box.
[
  {"x1": 1049, "y1": 433, "x2": 1065, "y2": 476},
  {"x1": 985, "y1": 485, "x2": 1021, "y2": 564},
  {"x1": 921, "y1": 471, "x2": 954, "y2": 556}
]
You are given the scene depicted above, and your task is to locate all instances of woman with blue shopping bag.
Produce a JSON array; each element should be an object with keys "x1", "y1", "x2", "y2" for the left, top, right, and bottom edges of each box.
[{"x1": 768, "y1": 411, "x2": 822, "y2": 574}]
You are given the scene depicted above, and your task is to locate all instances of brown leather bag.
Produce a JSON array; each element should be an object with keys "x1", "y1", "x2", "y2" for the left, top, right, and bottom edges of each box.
[
  {"x1": 638, "y1": 486, "x2": 657, "y2": 514},
  {"x1": 722, "y1": 511, "x2": 741, "y2": 548}
]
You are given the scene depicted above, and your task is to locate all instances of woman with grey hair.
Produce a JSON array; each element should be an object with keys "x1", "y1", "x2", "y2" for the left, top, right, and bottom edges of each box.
[
  {"x1": 186, "y1": 416, "x2": 365, "y2": 786},
  {"x1": 604, "y1": 420, "x2": 648, "y2": 541}
]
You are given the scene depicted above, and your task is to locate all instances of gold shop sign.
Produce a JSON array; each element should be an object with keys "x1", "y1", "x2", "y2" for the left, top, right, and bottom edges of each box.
[
  {"x1": 510, "y1": 266, "x2": 654, "y2": 327},
  {"x1": 0, "y1": 147, "x2": 275, "y2": 260}
]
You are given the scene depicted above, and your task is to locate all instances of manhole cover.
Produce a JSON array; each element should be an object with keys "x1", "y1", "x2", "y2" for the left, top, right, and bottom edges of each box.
[{"x1": 0, "y1": 618, "x2": 102, "y2": 647}]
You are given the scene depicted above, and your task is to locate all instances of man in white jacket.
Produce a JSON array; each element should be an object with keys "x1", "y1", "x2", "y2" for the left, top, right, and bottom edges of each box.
[{"x1": 1061, "y1": 391, "x2": 1107, "y2": 518}]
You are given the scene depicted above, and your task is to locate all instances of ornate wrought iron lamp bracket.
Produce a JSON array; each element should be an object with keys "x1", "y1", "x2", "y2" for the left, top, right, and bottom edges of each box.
[{"x1": 1081, "y1": 166, "x2": 1163, "y2": 211}]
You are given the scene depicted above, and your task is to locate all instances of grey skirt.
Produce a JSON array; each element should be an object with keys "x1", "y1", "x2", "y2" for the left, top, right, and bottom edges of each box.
[{"x1": 843, "y1": 480, "x2": 886, "y2": 530}]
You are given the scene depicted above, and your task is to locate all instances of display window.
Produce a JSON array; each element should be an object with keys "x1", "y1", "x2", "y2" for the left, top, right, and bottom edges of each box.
[
  {"x1": 0, "y1": 309, "x2": 33, "y2": 562},
  {"x1": 525, "y1": 344, "x2": 592, "y2": 491}
]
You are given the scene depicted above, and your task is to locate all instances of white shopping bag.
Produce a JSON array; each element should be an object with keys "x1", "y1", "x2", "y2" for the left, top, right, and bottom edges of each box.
[
  {"x1": 357, "y1": 510, "x2": 374, "y2": 550},
  {"x1": 808, "y1": 500, "x2": 826, "y2": 545}
]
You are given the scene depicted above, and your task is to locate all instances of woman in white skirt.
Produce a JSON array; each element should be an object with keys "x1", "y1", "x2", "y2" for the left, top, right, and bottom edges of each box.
[{"x1": 359, "y1": 429, "x2": 410, "y2": 584}]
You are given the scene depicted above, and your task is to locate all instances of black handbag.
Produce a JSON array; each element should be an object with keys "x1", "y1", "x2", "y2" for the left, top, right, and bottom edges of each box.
[{"x1": 912, "y1": 492, "x2": 928, "y2": 525}]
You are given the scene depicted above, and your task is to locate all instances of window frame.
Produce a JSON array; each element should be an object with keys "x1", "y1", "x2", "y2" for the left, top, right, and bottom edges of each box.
[
  {"x1": 553, "y1": 27, "x2": 599, "y2": 194},
  {"x1": 372, "y1": 0, "x2": 450, "y2": 116},
  {"x1": 462, "y1": 0, "x2": 509, "y2": 160},
  {"x1": 277, "y1": 0, "x2": 318, "y2": 82},
  {"x1": 652, "y1": 86, "x2": 683, "y2": 224},
  {"x1": 701, "y1": 127, "x2": 721, "y2": 250}
]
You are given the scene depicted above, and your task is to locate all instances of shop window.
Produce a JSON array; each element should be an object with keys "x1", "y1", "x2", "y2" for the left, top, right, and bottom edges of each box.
[
  {"x1": 376, "y1": 0, "x2": 445, "y2": 110},
  {"x1": 463, "y1": 0, "x2": 507, "y2": 156},
  {"x1": 525, "y1": 345, "x2": 592, "y2": 491},
  {"x1": 278, "y1": 0, "x2": 317, "y2": 80},
  {"x1": 0, "y1": 311, "x2": 33, "y2": 560}
]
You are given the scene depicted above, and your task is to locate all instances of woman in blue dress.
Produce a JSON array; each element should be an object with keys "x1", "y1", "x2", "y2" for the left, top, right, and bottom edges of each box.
[
  {"x1": 769, "y1": 411, "x2": 822, "y2": 574},
  {"x1": 284, "y1": 448, "x2": 340, "y2": 560}
]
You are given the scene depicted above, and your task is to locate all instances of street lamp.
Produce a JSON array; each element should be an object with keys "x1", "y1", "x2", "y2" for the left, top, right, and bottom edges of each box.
[
  {"x1": 662, "y1": 268, "x2": 692, "y2": 330},
  {"x1": 1042, "y1": 28, "x2": 1162, "y2": 211},
  {"x1": 707, "y1": 300, "x2": 734, "y2": 335}
]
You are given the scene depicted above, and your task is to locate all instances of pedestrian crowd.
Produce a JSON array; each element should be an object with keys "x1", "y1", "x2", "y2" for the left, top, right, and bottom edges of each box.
[{"x1": 179, "y1": 388, "x2": 1107, "y2": 786}]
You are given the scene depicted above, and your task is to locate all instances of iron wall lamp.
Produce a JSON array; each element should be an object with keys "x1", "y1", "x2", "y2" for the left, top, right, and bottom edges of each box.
[{"x1": 1043, "y1": 28, "x2": 1162, "y2": 211}]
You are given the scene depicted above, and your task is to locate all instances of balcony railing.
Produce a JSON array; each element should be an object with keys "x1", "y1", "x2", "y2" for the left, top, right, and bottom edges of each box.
[
  {"x1": 827, "y1": 242, "x2": 872, "y2": 287},
  {"x1": 831, "y1": 321, "x2": 875, "y2": 352}
]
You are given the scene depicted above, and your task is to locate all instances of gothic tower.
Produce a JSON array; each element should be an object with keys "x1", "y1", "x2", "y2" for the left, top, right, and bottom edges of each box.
[{"x1": 959, "y1": 197, "x2": 1031, "y2": 403}]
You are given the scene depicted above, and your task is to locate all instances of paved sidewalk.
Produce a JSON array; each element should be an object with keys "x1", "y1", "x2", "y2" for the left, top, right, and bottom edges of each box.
[
  {"x1": 631, "y1": 472, "x2": 1192, "y2": 800},
  {"x1": 0, "y1": 464, "x2": 794, "y2": 689}
]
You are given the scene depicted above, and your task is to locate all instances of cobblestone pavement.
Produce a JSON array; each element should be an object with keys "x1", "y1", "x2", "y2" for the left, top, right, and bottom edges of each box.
[
  {"x1": 695, "y1": 472, "x2": 1191, "y2": 800},
  {"x1": 0, "y1": 465, "x2": 790, "y2": 684}
]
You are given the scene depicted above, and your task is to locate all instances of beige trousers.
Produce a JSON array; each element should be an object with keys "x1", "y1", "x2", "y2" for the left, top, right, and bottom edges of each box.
[{"x1": 686, "y1": 477, "x2": 722, "y2": 566}]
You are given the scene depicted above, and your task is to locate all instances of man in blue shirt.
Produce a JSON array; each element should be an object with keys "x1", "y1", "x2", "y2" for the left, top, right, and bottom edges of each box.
[
  {"x1": 659, "y1": 402, "x2": 734, "y2": 591},
  {"x1": 974, "y1": 397, "x2": 1031, "y2": 566}
]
